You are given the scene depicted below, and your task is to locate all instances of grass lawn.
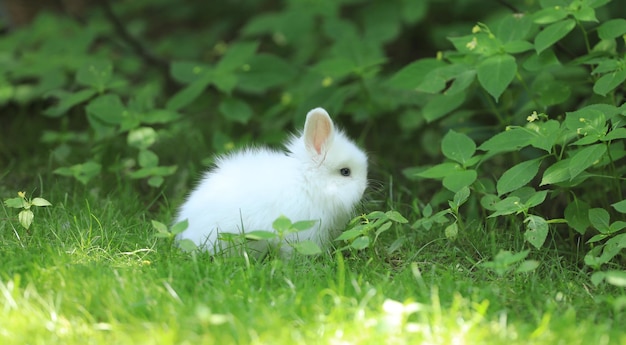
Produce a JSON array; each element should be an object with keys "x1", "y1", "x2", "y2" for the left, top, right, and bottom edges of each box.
[{"x1": 1, "y1": 182, "x2": 624, "y2": 344}]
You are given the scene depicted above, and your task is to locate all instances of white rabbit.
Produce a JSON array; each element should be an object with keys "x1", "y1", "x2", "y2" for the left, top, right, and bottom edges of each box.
[{"x1": 174, "y1": 107, "x2": 368, "y2": 257}]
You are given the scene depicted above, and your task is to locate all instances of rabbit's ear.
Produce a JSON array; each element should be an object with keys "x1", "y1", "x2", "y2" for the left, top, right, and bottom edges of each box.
[{"x1": 304, "y1": 108, "x2": 334, "y2": 156}]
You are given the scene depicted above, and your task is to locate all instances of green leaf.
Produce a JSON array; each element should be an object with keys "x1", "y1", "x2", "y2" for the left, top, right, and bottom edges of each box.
[
  {"x1": 170, "y1": 61, "x2": 211, "y2": 83},
  {"x1": 534, "y1": 19, "x2": 576, "y2": 54},
  {"x1": 138, "y1": 149, "x2": 159, "y2": 168},
  {"x1": 292, "y1": 220, "x2": 318, "y2": 231},
  {"x1": 450, "y1": 187, "x2": 471, "y2": 210},
  {"x1": 237, "y1": 54, "x2": 296, "y2": 93},
  {"x1": 597, "y1": 18, "x2": 626, "y2": 40},
  {"x1": 166, "y1": 77, "x2": 211, "y2": 111},
  {"x1": 171, "y1": 219, "x2": 188, "y2": 235},
  {"x1": 441, "y1": 130, "x2": 476, "y2": 165},
  {"x1": 151, "y1": 220, "x2": 169, "y2": 234},
  {"x1": 593, "y1": 69, "x2": 626, "y2": 96},
  {"x1": 4, "y1": 197, "x2": 27, "y2": 209},
  {"x1": 313, "y1": 57, "x2": 356, "y2": 79},
  {"x1": 503, "y1": 40, "x2": 534, "y2": 54},
  {"x1": 385, "y1": 211, "x2": 408, "y2": 224},
  {"x1": 612, "y1": 199, "x2": 626, "y2": 214},
  {"x1": 216, "y1": 41, "x2": 259, "y2": 72},
  {"x1": 476, "y1": 54, "x2": 517, "y2": 102},
  {"x1": 292, "y1": 240, "x2": 322, "y2": 255},
  {"x1": 54, "y1": 161, "x2": 102, "y2": 185},
  {"x1": 478, "y1": 128, "x2": 534, "y2": 153},
  {"x1": 515, "y1": 260, "x2": 540, "y2": 273},
  {"x1": 30, "y1": 198, "x2": 52, "y2": 207},
  {"x1": 415, "y1": 162, "x2": 461, "y2": 179},
  {"x1": 218, "y1": 97, "x2": 253, "y2": 124},
  {"x1": 565, "y1": 199, "x2": 590, "y2": 235},
  {"x1": 525, "y1": 190, "x2": 548, "y2": 208},
  {"x1": 524, "y1": 215, "x2": 549, "y2": 249},
  {"x1": 386, "y1": 58, "x2": 445, "y2": 90},
  {"x1": 272, "y1": 215, "x2": 292, "y2": 233},
  {"x1": 43, "y1": 89, "x2": 97, "y2": 117},
  {"x1": 532, "y1": 6, "x2": 568, "y2": 24},
  {"x1": 604, "y1": 270, "x2": 626, "y2": 287},
  {"x1": 497, "y1": 158, "x2": 542, "y2": 196},
  {"x1": 127, "y1": 127, "x2": 158, "y2": 150},
  {"x1": 489, "y1": 196, "x2": 523, "y2": 217},
  {"x1": 178, "y1": 239, "x2": 198, "y2": 252},
  {"x1": 422, "y1": 92, "x2": 466, "y2": 122},
  {"x1": 589, "y1": 208, "x2": 611, "y2": 233},
  {"x1": 540, "y1": 158, "x2": 571, "y2": 186},
  {"x1": 336, "y1": 228, "x2": 364, "y2": 241},
  {"x1": 148, "y1": 176, "x2": 164, "y2": 188},
  {"x1": 444, "y1": 223, "x2": 458, "y2": 240},
  {"x1": 527, "y1": 120, "x2": 562, "y2": 152},
  {"x1": 245, "y1": 230, "x2": 278, "y2": 240},
  {"x1": 18, "y1": 209, "x2": 34, "y2": 229},
  {"x1": 350, "y1": 236, "x2": 370, "y2": 250},
  {"x1": 568, "y1": 144, "x2": 606, "y2": 179},
  {"x1": 443, "y1": 170, "x2": 477, "y2": 193},
  {"x1": 85, "y1": 94, "x2": 126, "y2": 125}
]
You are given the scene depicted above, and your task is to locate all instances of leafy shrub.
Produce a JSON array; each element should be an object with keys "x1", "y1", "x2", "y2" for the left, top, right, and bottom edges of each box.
[{"x1": 1, "y1": 0, "x2": 625, "y2": 283}]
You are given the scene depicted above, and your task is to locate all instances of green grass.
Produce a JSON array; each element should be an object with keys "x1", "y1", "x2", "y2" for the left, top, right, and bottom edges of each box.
[{"x1": 1, "y1": 183, "x2": 625, "y2": 344}]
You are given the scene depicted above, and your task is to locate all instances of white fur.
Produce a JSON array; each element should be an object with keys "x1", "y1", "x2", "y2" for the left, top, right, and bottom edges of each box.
[{"x1": 174, "y1": 107, "x2": 368, "y2": 257}]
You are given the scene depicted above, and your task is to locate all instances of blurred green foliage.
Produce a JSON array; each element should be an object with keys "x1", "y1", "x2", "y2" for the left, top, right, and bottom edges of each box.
[{"x1": 1, "y1": 0, "x2": 625, "y2": 282}]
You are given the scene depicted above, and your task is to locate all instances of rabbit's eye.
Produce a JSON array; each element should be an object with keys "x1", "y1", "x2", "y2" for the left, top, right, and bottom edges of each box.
[{"x1": 340, "y1": 168, "x2": 351, "y2": 176}]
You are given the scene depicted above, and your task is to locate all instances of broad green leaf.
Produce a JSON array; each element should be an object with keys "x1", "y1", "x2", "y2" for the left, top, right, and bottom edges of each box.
[
  {"x1": 612, "y1": 199, "x2": 626, "y2": 214},
  {"x1": 495, "y1": 14, "x2": 533, "y2": 42},
  {"x1": 374, "y1": 222, "x2": 393, "y2": 236},
  {"x1": 292, "y1": 240, "x2": 322, "y2": 255},
  {"x1": 532, "y1": 7, "x2": 568, "y2": 24},
  {"x1": 422, "y1": 92, "x2": 466, "y2": 122},
  {"x1": 216, "y1": 41, "x2": 259, "y2": 72},
  {"x1": 497, "y1": 158, "x2": 542, "y2": 196},
  {"x1": 451, "y1": 187, "x2": 471, "y2": 210},
  {"x1": 445, "y1": 70, "x2": 476, "y2": 95},
  {"x1": 603, "y1": 128, "x2": 626, "y2": 141},
  {"x1": 534, "y1": 19, "x2": 576, "y2": 54},
  {"x1": 568, "y1": 144, "x2": 606, "y2": 179},
  {"x1": 151, "y1": 220, "x2": 169, "y2": 234},
  {"x1": 416, "y1": 163, "x2": 461, "y2": 179},
  {"x1": 141, "y1": 109, "x2": 181, "y2": 124},
  {"x1": 178, "y1": 239, "x2": 198, "y2": 252},
  {"x1": 54, "y1": 161, "x2": 102, "y2": 185},
  {"x1": 127, "y1": 127, "x2": 157, "y2": 150},
  {"x1": 417, "y1": 64, "x2": 472, "y2": 94},
  {"x1": 43, "y1": 89, "x2": 97, "y2": 117},
  {"x1": 524, "y1": 215, "x2": 549, "y2": 249},
  {"x1": 385, "y1": 211, "x2": 409, "y2": 224},
  {"x1": 245, "y1": 230, "x2": 278, "y2": 240},
  {"x1": 292, "y1": 220, "x2": 318, "y2": 231},
  {"x1": 4, "y1": 197, "x2": 27, "y2": 209},
  {"x1": 30, "y1": 198, "x2": 52, "y2": 207},
  {"x1": 444, "y1": 223, "x2": 458, "y2": 240},
  {"x1": 442, "y1": 170, "x2": 477, "y2": 192},
  {"x1": 476, "y1": 54, "x2": 517, "y2": 101},
  {"x1": 478, "y1": 128, "x2": 534, "y2": 153},
  {"x1": 572, "y1": 6, "x2": 597, "y2": 22},
  {"x1": 481, "y1": 194, "x2": 500, "y2": 211},
  {"x1": 218, "y1": 97, "x2": 253, "y2": 124},
  {"x1": 85, "y1": 94, "x2": 126, "y2": 125},
  {"x1": 589, "y1": 208, "x2": 610, "y2": 233},
  {"x1": 525, "y1": 190, "x2": 548, "y2": 208},
  {"x1": 565, "y1": 199, "x2": 590, "y2": 234},
  {"x1": 609, "y1": 221, "x2": 626, "y2": 234},
  {"x1": 535, "y1": 79, "x2": 571, "y2": 107},
  {"x1": 148, "y1": 176, "x2": 164, "y2": 188},
  {"x1": 170, "y1": 61, "x2": 211, "y2": 83},
  {"x1": 527, "y1": 120, "x2": 562, "y2": 152},
  {"x1": 128, "y1": 166, "x2": 177, "y2": 179},
  {"x1": 541, "y1": 158, "x2": 571, "y2": 185},
  {"x1": 489, "y1": 196, "x2": 523, "y2": 217},
  {"x1": 336, "y1": 228, "x2": 364, "y2": 241},
  {"x1": 387, "y1": 59, "x2": 446, "y2": 90},
  {"x1": 516, "y1": 260, "x2": 540, "y2": 273},
  {"x1": 171, "y1": 219, "x2": 188, "y2": 235},
  {"x1": 237, "y1": 54, "x2": 296, "y2": 93},
  {"x1": 212, "y1": 71, "x2": 238, "y2": 94},
  {"x1": 597, "y1": 18, "x2": 626, "y2": 40},
  {"x1": 503, "y1": 40, "x2": 534, "y2": 53},
  {"x1": 313, "y1": 57, "x2": 356, "y2": 79},
  {"x1": 441, "y1": 130, "x2": 476, "y2": 165},
  {"x1": 138, "y1": 149, "x2": 159, "y2": 168},
  {"x1": 166, "y1": 77, "x2": 211, "y2": 111},
  {"x1": 19, "y1": 209, "x2": 34, "y2": 229},
  {"x1": 605, "y1": 270, "x2": 626, "y2": 287},
  {"x1": 272, "y1": 215, "x2": 292, "y2": 233},
  {"x1": 350, "y1": 236, "x2": 370, "y2": 250},
  {"x1": 593, "y1": 69, "x2": 626, "y2": 96}
]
